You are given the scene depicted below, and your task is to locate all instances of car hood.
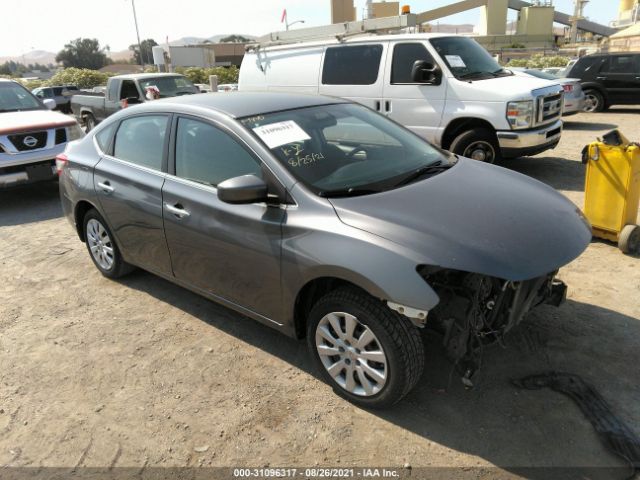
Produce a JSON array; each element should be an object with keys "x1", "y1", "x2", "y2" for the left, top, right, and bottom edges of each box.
[
  {"x1": 452, "y1": 74, "x2": 561, "y2": 102},
  {"x1": 329, "y1": 158, "x2": 591, "y2": 281},
  {"x1": 0, "y1": 110, "x2": 76, "y2": 135}
]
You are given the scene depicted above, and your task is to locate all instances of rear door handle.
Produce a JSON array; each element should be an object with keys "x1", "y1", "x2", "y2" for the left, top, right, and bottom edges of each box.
[
  {"x1": 97, "y1": 181, "x2": 114, "y2": 193},
  {"x1": 385, "y1": 100, "x2": 391, "y2": 113},
  {"x1": 164, "y1": 202, "x2": 190, "y2": 218}
]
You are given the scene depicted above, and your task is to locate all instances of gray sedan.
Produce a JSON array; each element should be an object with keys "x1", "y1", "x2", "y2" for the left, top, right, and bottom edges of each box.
[
  {"x1": 511, "y1": 68, "x2": 586, "y2": 115},
  {"x1": 58, "y1": 92, "x2": 590, "y2": 407}
]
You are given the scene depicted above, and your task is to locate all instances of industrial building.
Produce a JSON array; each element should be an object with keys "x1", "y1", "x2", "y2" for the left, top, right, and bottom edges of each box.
[{"x1": 169, "y1": 43, "x2": 246, "y2": 68}]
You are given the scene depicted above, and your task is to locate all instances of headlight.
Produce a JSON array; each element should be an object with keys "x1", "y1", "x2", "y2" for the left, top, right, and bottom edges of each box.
[
  {"x1": 506, "y1": 101, "x2": 533, "y2": 130},
  {"x1": 66, "y1": 123, "x2": 85, "y2": 142}
]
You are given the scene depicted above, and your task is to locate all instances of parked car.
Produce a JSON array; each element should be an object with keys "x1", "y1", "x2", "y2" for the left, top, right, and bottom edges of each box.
[
  {"x1": 540, "y1": 67, "x2": 564, "y2": 76},
  {"x1": 31, "y1": 85, "x2": 80, "y2": 113},
  {"x1": 0, "y1": 79, "x2": 83, "y2": 187},
  {"x1": 58, "y1": 92, "x2": 590, "y2": 407},
  {"x1": 239, "y1": 34, "x2": 564, "y2": 162},
  {"x1": 562, "y1": 52, "x2": 640, "y2": 112},
  {"x1": 511, "y1": 68, "x2": 585, "y2": 115},
  {"x1": 70, "y1": 73, "x2": 199, "y2": 131},
  {"x1": 217, "y1": 83, "x2": 238, "y2": 92}
]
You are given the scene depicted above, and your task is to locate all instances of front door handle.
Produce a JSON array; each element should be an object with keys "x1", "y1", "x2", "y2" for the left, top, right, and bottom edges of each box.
[
  {"x1": 596, "y1": 76, "x2": 607, "y2": 80},
  {"x1": 97, "y1": 181, "x2": 114, "y2": 194},
  {"x1": 164, "y1": 202, "x2": 190, "y2": 218}
]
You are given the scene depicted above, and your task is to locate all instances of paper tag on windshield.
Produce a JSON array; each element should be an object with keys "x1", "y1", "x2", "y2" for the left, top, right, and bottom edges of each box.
[
  {"x1": 253, "y1": 121, "x2": 310, "y2": 149},
  {"x1": 445, "y1": 55, "x2": 466, "y2": 68}
]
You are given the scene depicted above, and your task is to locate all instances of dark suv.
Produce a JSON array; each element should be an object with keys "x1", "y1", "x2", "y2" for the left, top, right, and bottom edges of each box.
[{"x1": 564, "y1": 52, "x2": 640, "y2": 112}]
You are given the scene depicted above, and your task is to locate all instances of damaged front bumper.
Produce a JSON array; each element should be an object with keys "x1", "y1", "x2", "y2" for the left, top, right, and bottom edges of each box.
[{"x1": 417, "y1": 266, "x2": 567, "y2": 383}]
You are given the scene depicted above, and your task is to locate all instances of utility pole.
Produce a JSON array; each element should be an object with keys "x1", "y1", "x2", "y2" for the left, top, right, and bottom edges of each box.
[{"x1": 130, "y1": 0, "x2": 144, "y2": 65}]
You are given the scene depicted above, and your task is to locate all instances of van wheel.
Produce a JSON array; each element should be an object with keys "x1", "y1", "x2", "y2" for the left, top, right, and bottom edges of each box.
[
  {"x1": 583, "y1": 90, "x2": 605, "y2": 113},
  {"x1": 307, "y1": 287, "x2": 424, "y2": 408},
  {"x1": 83, "y1": 209, "x2": 134, "y2": 279},
  {"x1": 84, "y1": 114, "x2": 96, "y2": 132},
  {"x1": 450, "y1": 128, "x2": 500, "y2": 163}
]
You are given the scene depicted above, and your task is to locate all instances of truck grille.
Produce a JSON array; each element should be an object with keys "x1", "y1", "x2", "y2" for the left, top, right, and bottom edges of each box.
[
  {"x1": 8, "y1": 131, "x2": 48, "y2": 151},
  {"x1": 536, "y1": 92, "x2": 563, "y2": 125}
]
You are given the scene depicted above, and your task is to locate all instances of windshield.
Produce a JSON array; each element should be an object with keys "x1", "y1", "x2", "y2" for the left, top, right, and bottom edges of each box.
[
  {"x1": 430, "y1": 37, "x2": 509, "y2": 80},
  {"x1": 522, "y1": 69, "x2": 560, "y2": 80},
  {"x1": 138, "y1": 76, "x2": 199, "y2": 98},
  {"x1": 0, "y1": 82, "x2": 43, "y2": 112},
  {"x1": 241, "y1": 103, "x2": 451, "y2": 197}
]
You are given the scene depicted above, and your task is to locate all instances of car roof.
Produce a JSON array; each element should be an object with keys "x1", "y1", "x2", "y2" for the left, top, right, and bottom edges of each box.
[
  {"x1": 114, "y1": 73, "x2": 185, "y2": 80},
  {"x1": 149, "y1": 91, "x2": 347, "y2": 118}
]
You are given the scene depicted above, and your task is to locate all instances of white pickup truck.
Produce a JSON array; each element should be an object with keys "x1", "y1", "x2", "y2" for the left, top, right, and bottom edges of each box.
[
  {"x1": 0, "y1": 79, "x2": 84, "y2": 187},
  {"x1": 239, "y1": 33, "x2": 564, "y2": 162}
]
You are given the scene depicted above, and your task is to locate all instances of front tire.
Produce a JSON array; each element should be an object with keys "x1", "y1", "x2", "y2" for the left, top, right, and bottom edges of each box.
[
  {"x1": 83, "y1": 209, "x2": 133, "y2": 279},
  {"x1": 307, "y1": 287, "x2": 424, "y2": 408},
  {"x1": 583, "y1": 89, "x2": 605, "y2": 113},
  {"x1": 449, "y1": 128, "x2": 500, "y2": 163}
]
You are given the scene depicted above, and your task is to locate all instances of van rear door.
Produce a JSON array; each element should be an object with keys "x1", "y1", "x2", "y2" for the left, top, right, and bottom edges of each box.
[
  {"x1": 319, "y1": 42, "x2": 388, "y2": 113},
  {"x1": 381, "y1": 41, "x2": 447, "y2": 143}
]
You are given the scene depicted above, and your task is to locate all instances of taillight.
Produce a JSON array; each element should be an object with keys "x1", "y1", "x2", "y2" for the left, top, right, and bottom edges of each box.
[
  {"x1": 55, "y1": 153, "x2": 68, "y2": 176},
  {"x1": 563, "y1": 84, "x2": 573, "y2": 93}
]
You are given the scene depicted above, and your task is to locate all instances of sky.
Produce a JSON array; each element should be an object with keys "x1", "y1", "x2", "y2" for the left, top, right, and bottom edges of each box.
[{"x1": 0, "y1": 0, "x2": 617, "y2": 57}]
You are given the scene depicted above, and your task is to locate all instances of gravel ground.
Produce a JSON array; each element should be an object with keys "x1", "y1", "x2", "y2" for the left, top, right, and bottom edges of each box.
[{"x1": 0, "y1": 109, "x2": 639, "y2": 479}]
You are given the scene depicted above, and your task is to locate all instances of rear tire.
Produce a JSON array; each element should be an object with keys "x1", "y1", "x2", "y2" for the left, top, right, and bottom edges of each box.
[
  {"x1": 583, "y1": 90, "x2": 605, "y2": 113},
  {"x1": 83, "y1": 209, "x2": 133, "y2": 279},
  {"x1": 84, "y1": 113, "x2": 96, "y2": 132},
  {"x1": 619, "y1": 224, "x2": 640, "y2": 254},
  {"x1": 449, "y1": 128, "x2": 500, "y2": 163},
  {"x1": 307, "y1": 287, "x2": 424, "y2": 408}
]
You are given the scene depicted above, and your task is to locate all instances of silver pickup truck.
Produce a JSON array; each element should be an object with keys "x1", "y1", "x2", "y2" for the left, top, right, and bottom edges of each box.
[{"x1": 0, "y1": 79, "x2": 84, "y2": 188}]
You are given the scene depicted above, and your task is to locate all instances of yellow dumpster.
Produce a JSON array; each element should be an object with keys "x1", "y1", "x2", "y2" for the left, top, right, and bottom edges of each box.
[{"x1": 582, "y1": 130, "x2": 640, "y2": 254}]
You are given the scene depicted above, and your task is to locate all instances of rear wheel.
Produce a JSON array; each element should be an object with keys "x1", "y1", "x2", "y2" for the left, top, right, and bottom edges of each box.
[
  {"x1": 83, "y1": 209, "x2": 133, "y2": 278},
  {"x1": 583, "y1": 90, "x2": 605, "y2": 113},
  {"x1": 307, "y1": 287, "x2": 424, "y2": 408},
  {"x1": 449, "y1": 128, "x2": 500, "y2": 163},
  {"x1": 84, "y1": 113, "x2": 96, "y2": 132},
  {"x1": 619, "y1": 224, "x2": 640, "y2": 254}
]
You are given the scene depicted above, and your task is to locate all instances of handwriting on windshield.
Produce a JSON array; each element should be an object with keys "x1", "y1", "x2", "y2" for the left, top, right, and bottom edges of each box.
[{"x1": 288, "y1": 152, "x2": 325, "y2": 167}]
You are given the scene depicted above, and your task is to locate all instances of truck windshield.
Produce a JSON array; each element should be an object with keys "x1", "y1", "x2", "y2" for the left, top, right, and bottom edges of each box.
[
  {"x1": 430, "y1": 37, "x2": 511, "y2": 81},
  {"x1": 138, "y1": 76, "x2": 199, "y2": 97},
  {"x1": 241, "y1": 103, "x2": 452, "y2": 197},
  {"x1": 0, "y1": 82, "x2": 42, "y2": 112}
]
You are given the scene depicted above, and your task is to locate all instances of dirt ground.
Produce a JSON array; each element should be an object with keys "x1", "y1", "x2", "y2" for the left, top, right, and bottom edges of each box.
[{"x1": 1, "y1": 108, "x2": 639, "y2": 479}]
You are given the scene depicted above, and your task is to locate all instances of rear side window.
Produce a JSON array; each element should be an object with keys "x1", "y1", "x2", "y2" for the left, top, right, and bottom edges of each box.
[
  {"x1": 113, "y1": 115, "x2": 168, "y2": 170},
  {"x1": 53, "y1": 87, "x2": 63, "y2": 95},
  {"x1": 391, "y1": 43, "x2": 434, "y2": 84},
  {"x1": 95, "y1": 122, "x2": 117, "y2": 153},
  {"x1": 602, "y1": 56, "x2": 636, "y2": 74},
  {"x1": 175, "y1": 117, "x2": 262, "y2": 187},
  {"x1": 107, "y1": 81, "x2": 118, "y2": 101},
  {"x1": 322, "y1": 45, "x2": 383, "y2": 85}
]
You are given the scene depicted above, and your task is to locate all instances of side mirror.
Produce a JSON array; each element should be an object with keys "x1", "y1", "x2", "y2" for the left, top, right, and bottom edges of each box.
[
  {"x1": 411, "y1": 60, "x2": 442, "y2": 85},
  {"x1": 217, "y1": 174, "x2": 268, "y2": 204},
  {"x1": 126, "y1": 96, "x2": 142, "y2": 105},
  {"x1": 43, "y1": 98, "x2": 56, "y2": 110}
]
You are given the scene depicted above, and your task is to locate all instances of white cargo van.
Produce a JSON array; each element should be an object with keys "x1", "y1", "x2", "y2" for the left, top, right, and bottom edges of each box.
[{"x1": 239, "y1": 34, "x2": 564, "y2": 162}]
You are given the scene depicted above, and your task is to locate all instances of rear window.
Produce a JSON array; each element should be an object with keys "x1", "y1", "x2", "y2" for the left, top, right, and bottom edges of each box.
[{"x1": 322, "y1": 45, "x2": 383, "y2": 85}]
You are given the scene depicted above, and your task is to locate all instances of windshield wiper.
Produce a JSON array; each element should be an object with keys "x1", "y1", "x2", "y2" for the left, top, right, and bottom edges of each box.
[
  {"x1": 393, "y1": 162, "x2": 451, "y2": 187},
  {"x1": 459, "y1": 71, "x2": 496, "y2": 80},
  {"x1": 318, "y1": 187, "x2": 381, "y2": 198}
]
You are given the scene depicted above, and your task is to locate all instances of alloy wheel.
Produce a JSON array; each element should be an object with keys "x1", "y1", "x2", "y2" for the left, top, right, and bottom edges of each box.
[
  {"x1": 584, "y1": 93, "x2": 599, "y2": 113},
  {"x1": 315, "y1": 312, "x2": 387, "y2": 396},
  {"x1": 86, "y1": 218, "x2": 114, "y2": 270}
]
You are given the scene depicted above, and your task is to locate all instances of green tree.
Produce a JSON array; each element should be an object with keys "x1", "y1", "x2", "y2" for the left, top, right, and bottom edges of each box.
[
  {"x1": 56, "y1": 38, "x2": 110, "y2": 69},
  {"x1": 219, "y1": 35, "x2": 252, "y2": 43},
  {"x1": 129, "y1": 38, "x2": 159, "y2": 65},
  {"x1": 45, "y1": 68, "x2": 110, "y2": 89}
]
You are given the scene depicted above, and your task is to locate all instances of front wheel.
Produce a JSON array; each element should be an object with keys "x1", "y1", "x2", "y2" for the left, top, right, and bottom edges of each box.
[
  {"x1": 307, "y1": 287, "x2": 424, "y2": 408},
  {"x1": 449, "y1": 128, "x2": 500, "y2": 163}
]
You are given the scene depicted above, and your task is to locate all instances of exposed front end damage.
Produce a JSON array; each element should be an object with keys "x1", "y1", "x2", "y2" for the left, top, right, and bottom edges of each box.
[{"x1": 418, "y1": 265, "x2": 567, "y2": 385}]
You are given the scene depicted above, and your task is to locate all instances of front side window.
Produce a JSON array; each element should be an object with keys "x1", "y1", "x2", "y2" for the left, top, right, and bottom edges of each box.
[
  {"x1": 430, "y1": 37, "x2": 509, "y2": 80},
  {"x1": 0, "y1": 82, "x2": 43, "y2": 112},
  {"x1": 242, "y1": 103, "x2": 450, "y2": 197},
  {"x1": 322, "y1": 45, "x2": 383, "y2": 85},
  {"x1": 175, "y1": 117, "x2": 262, "y2": 187},
  {"x1": 120, "y1": 80, "x2": 140, "y2": 100},
  {"x1": 138, "y1": 76, "x2": 199, "y2": 98},
  {"x1": 113, "y1": 115, "x2": 168, "y2": 170},
  {"x1": 391, "y1": 43, "x2": 434, "y2": 84}
]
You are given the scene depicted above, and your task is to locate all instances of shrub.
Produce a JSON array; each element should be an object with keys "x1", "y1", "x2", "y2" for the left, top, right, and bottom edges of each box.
[
  {"x1": 44, "y1": 67, "x2": 110, "y2": 89},
  {"x1": 506, "y1": 54, "x2": 571, "y2": 69},
  {"x1": 174, "y1": 66, "x2": 239, "y2": 85}
]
